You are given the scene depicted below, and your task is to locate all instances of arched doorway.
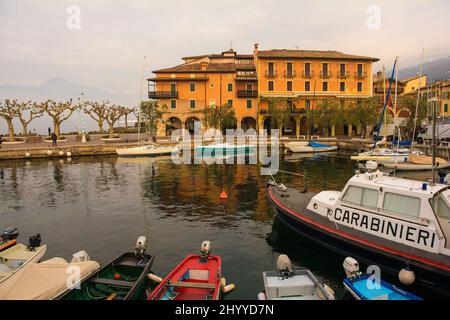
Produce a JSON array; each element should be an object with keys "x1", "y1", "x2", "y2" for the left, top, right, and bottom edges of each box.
[
  {"x1": 166, "y1": 117, "x2": 182, "y2": 136},
  {"x1": 300, "y1": 117, "x2": 308, "y2": 136},
  {"x1": 282, "y1": 117, "x2": 296, "y2": 136},
  {"x1": 185, "y1": 117, "x2": 201, "y2": 135},
  {"x1": 241, "y1": 117, "x2": 257, "y2": 131}
]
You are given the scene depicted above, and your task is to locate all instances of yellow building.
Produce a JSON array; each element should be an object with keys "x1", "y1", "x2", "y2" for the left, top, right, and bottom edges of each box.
[{"x1": 148, "y1": 44, "x2": 379, "y2": 137}]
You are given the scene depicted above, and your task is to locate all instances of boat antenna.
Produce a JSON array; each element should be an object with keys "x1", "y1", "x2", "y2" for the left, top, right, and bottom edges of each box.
[
  {"x1": 411, "y1": 49, "x2": 424, "y2": 151},
  {"x1": 373, "y1": 57, "x2": 398, "y2": 150},
  {"x1": 137, "y1": 55, "x2": 146, "y2": 146}
]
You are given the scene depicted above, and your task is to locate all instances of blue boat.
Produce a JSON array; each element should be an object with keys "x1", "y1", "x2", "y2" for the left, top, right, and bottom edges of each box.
[{"x1": 343, "y1": 257, "x2": 422, "y2": 300}]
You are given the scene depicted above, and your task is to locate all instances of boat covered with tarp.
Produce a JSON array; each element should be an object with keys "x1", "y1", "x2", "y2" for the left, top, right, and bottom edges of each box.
[{"x1": 285, "y1": 141, "x2": 337, "y2": 153}]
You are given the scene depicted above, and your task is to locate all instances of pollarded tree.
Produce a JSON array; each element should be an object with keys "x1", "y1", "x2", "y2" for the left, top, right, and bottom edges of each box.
[
  {"x1": 122, "y1": 106, "x2": 135, "y2": 129},
  {"x1": 105, "y1": 104, "x2": 126, "y2": 138},
  {"x1": 37, "y1": 99, "x2": 76, "y2": 138},
  {"x1": 268, "y1": 99, "x2": 291, "y2": 139},
  {"x1": 14, "y1": 101, "x2": 44, "y2": 135},
  {"x1": 397, "y1": 95, "x2": 428, "y2": 138},
  {"x1": 0, "y1": 99, "x2": 17, "y2": 142},
  {"x1": 83, "y1": 101, "x2": 109, "y2": 133}
]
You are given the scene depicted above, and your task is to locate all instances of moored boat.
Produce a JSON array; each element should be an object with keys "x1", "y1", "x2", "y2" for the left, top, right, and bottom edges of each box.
[
  {"x1": 116, "y1": 144, "x2": 178, "y2": 157},
  {"x1": 382, "y1": 154, "x2": 450, "y2": 171},
  {"x1": 257, "y1": 254, "x2": 335, "y2": 300},
  {"x1": 351, "y1": 148, "x2": 423, "y2": 163},
  {"x1": 0, "y1": 234, "x2": 47, "y2": 285},
  {"x1": 60, "y1": 236, "x2": 154, "y2": 300},
  {"x1": 0, "y1": 227, "x2": 19, "y2": 252},
  {"x1": 148, "y1": 241, "x2": 221, "y2": 300},
  {"x1": 342, "y1": 257, "x2": 422, "y2": 300},
  {"x1": 0, "y1": 251, "x2": 100, "y2": 300},
  {"x1": 285, "y1": 141, "x2": 337, "y2": 154},
  {"x1": 266, "y1": 162, "x2": 450, "y2": 297}
]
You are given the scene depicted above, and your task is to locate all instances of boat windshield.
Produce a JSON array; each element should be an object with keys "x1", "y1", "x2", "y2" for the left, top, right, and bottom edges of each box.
[{"x1": 432, "y1": 192, "x2": 450, "y2": 219}]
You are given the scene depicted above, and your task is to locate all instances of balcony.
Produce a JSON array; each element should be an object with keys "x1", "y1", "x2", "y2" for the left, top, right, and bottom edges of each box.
[
  {"x1": 284, "y1": 70, "x2": 297, "y2": 78},
  {"x1": 320, "y1": 70, "x2": 332, "y2": 78},
  {"x1": 337, "y1": 71, "x2": 350, "y2": 79},
  {"x1": 374, "y1": 87, "x2": 404, "y2": 94},
  {"x1": 355, "y1": 71, "x2": 367, "y2": 79},
  {"x1": 148, "y1": 91, "x2": 178, "y2": 99},
  {"x1": 265, "y1": 70, "x2": 278, "y2": 78},
  {"x1": 302, "y1": 71, "x2": 315, "y2": 78},
  {"x1": 237, "y1": 90, "x2": 258, "y2": 98}
]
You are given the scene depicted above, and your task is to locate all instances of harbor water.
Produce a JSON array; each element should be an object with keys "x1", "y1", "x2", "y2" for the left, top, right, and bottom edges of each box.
[{"x1": 0, "y1": 151, "x2": 443, "y2": 299}]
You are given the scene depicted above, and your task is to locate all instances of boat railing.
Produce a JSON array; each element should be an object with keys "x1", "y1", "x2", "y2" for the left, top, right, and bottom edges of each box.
[{"x1": 267, "y1": 169, "x2": 306, "y2": 188}]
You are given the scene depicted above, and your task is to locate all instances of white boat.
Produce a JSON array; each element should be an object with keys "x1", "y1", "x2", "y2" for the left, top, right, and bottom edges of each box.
[
  {"x1": 0, "y1": 235, "x2": 47, "y2": 285},
  {"x1": 267, "y1": 160, "x2": 450, "y2": 297},
  {"x1": 116, "y1": 144, "x2": 178, "y2": 157},
  {"x1": 351, "y1": 148, "x2": 423, "y2": 163},
  {"x1": 285, "y1": 141, "x2": 337, "y2": 153},
  {"x1": 0, "y1": 251, "x2": 100, "y2": 300},
  {"x1": 257, "y1": 255, "x2": 335, "y2": 300},
  {"x1": 382, "y1": 154, "x2": 450, "y2": 171}
]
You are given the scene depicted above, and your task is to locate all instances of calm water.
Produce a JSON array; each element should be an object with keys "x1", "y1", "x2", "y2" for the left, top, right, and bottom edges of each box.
[{"x1": 0, "y1": 151, "x2": 436, "y2": 299}]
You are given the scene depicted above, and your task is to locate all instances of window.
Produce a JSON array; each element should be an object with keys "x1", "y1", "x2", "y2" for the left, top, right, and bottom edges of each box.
[
  {"x1": 210, "y1": 83, "x2": 214, "y2": 88},
  {"x1": 305, "y1": 81, "x2": 311, "y2": 92},
  {"x1": 340, "y1": 82, "x2": 346, "y2": 92},
  {"x1": 189, "y1": 100, "x2": 196, "y2": 109},
  {"x1": 287, "y1": 81, "x2": 293, "y2": 91},
  {"x1": 357, "y1": 64, "x2": 363, "y2": 77},
  {"x1": 305, "y1": 63, "x2": 311, "y2": 76},
  {"x1": 170, "y1": 99, "x2": 176, "y2": 109},
  {"x1": 246, "y1": 83, "x2": 253, "y2": 92},
  {"x1": 305, "y1": 100, "x2": 311, "y2": 110},
  {"x1": 435, "y1": 196, "x2": 450, "y2": 219},
  {"x1": 287, "y1": 62, "x2": 293, "y2": 76},
  {"x1": 246, "y1": 100, "x2": 252, "y2": 109},
  {"x1": 268, "y1": 62, "x2": 274, "y2": 75},
  {"x1": 445, "y1": 104, "x2": 449, "y2": 113},
  {"x1": 228, "y1": 83, "x2": 233, "y2": 92},
  {"x1": 268, "y1": 81, "x2": 274, "y2": 91},
  {"x1": 357, "y1": 82, "x2": 363, "y2": 92},
  {"x1": 383, "y1": 193, "x2": 420, "y2": 218},
  {"x1": 342, "y1": 186, "x2": 379, "y2": 208},
  {"x1": 170, "y1": 83, "x2": 177, "y2": 93},
  {"x1": 227, "y1": 99, "x2": 233, "y2": 107},
  {"x1": 287, "y1": 100, "x2": 293, "y2": 109},
  {"x1": 340, "y1": 63, "x2": 346, "y2": 76},
  {"x1": 189, "y1": 82, "x2": 196, "y2": 92},
  {"x1": 322, "y1": 82, "x2": 328, "y2": 92},
  {"x1": 322, "y1": 63, "x2": 329, "y2": 76}
]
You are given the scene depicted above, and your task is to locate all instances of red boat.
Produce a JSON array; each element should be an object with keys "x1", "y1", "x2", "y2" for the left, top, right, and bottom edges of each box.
[{"x1": 148, "y1": 241, "x2": 221, "y2": 300}]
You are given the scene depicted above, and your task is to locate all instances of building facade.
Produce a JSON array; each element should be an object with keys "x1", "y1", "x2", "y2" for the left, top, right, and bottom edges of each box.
[{"x1": 148, "y1": 44, "x2": 379, "y2": 137}]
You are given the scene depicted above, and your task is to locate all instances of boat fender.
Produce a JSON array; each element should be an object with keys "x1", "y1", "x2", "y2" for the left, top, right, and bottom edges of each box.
[
  {"x1": 343, "y1": 257, "x2": 361, "y2": 279},
  {"x1": 257, "y1": 292, "x2": 267, "y2": 300},
  {"x1": 220, "y1": 277, "x2": 226, "y2": 289},
  {"x1": 25, "y1": 152, "x2": 31, "y2": 158},
  {"x1": 323, "y1": 284, "x2": 335, "y2": 299},
  {"x1": 135, "y1": 236, "x2": 147, "y2": 255},
  {"x1": 222, "y1": 283, "x2": 235, "y2": 294},
  {"x1": 399, "y1": 266, "x2": 415, "y2": 286},
  {"x1": 147, "y1": 273, "x2": 163, "y2": 283},
  {"x1": 46, "y1": 150, "x2": 52, "y2": 156},
  {"x1": 59, "y1": 151, "x2": 64, "y2": 156}
]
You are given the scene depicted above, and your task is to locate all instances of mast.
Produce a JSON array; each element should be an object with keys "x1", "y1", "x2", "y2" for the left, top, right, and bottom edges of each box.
[
  {"x1": 432, "y1": 99, "x2": 437, "y2": 185},
  {"x1": 137, "y1": 56, "x2": 146, "y2": 146},
  {"x1": 411, "y1": 49, "x2": 424, "y2": 150},
  {"x1": 394, "y1": 57, "x2": 400, "y2": 150},
  {"x1": 383, "y1": 66, "x2": 387, "y2": 147}
]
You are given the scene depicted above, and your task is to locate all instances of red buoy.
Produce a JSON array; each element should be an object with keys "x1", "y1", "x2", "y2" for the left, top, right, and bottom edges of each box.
[{"x1": 219, "y1": 189, "x2": 228, "y2": 200}]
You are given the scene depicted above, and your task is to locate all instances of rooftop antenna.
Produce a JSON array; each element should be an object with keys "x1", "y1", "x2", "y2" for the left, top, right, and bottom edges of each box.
[{"x1": 295, "y1": 41, "x2": 300, "y2": 50}]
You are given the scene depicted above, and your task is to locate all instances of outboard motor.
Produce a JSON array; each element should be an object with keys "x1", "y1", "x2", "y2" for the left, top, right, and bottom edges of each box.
[
  {"x1": 135, "y1": 236, "x2": 147, "y2": 256},
  {"x1": 27, "y1": 234, "x2": 41, "y2": 251},
  {"x1": 1, "y1": 227, "x2": 19, "y2": 242},
  {"x1": 200, "y1": 240, "x2": 211, "y2": 258},
  {"x1": 277, "y1": 254, "x2": 294, "y2": 279},
  {"x1": 343, "y1": 257, "x2": 361, "y2": 279}
]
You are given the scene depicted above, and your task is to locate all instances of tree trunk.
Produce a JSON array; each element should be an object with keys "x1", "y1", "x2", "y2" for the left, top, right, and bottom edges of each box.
[
  {"x1": 7, "y1": 119, "x2": 15, "y2": 142},
  {"x1": 20, "y1": 118, "x2": 28, "y2": 136},
  {"x1": 108, "y1": 123, "x2": 114, "y2": 138},
  {"x1": 125, "y1": 114, "x2": 128, "y2": 128},
  {"x1": 53, "y1": 119, "x2": 60, "y2": 138},
  {"x1": 98, "y1": 120, "x2": 104, "y2": 133}
]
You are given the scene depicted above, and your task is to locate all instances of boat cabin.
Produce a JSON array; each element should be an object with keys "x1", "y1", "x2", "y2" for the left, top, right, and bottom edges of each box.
[{"x1": 308, "y1": 170, "x2": 450, "y2": 255}]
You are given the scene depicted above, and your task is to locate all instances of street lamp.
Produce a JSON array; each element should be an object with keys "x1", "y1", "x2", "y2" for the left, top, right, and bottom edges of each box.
[{"x1": 77, "y1": 92, "x2": 86, "y2": 143}]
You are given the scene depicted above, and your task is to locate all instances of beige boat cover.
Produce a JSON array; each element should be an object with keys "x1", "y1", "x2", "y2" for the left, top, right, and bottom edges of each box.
[
  {"x1": 409, "y1": 155, "x2": 448, "y2": 165},
  {"x1": 0, "y1": 257, "x2": 100, "y2": 300}
]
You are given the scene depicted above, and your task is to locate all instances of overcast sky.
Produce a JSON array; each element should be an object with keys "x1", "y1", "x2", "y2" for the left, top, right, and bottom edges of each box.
[{"x1": 1, "y1": 0, "x2": 449, "y2": 96}]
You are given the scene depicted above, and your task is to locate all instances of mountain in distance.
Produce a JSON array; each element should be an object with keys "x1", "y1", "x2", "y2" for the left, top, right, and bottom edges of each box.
[
  {"x1": 392, "y1": 56, "x2": 450, "y2": 82},
  {"x1": 0, "y1": 77, "x2": 137, "y2": 105}
]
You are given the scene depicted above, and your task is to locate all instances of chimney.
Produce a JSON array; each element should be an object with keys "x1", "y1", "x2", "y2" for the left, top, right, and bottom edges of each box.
[
  {"x1": 200, "y1": 61, "x2": 208, "y2": 71},
  {"x1": 253, "y1": 43, "x2": 259, "y2": 55}
]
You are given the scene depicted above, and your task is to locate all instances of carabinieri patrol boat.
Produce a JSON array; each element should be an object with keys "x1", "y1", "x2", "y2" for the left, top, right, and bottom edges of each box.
[{"x1": 267, "y1": 163, "x2": 450, "y2": 296}]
